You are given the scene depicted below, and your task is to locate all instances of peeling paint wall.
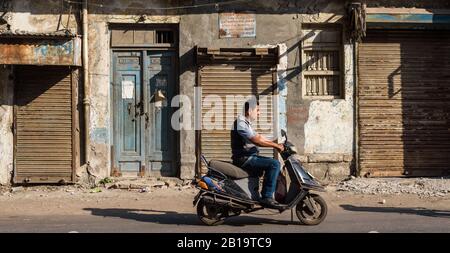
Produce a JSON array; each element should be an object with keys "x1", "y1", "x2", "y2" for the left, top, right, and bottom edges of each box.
[
  {"x1": 6, "y1": 0, "x2": 447, "y2": 184},
  {"x1": 8, "y1": 0, "x2": 80, "y2": 34},
  {"x1": 87, "y1": 7, "x2": 181, "y2": 179},
  {"x1": 0, "y1": 66, "x2": 14, "y2": 185},
  {"x1": 87, "y1": 17, "x2": 110, "y2": 179},
  {"x1": 300, "y1": 43, "x2": 354, "y2": 181},
  {"x1": 0, "y1": 0, "x2": 352, "y2": 183},
  {"x1": 0, "y1": 0, "x2": 82, "y2": 185},
  {"x1": 304, "y1": 44, "x2": 354, "y2": 155},
  {"x1": 179, "y1": 12, "x2": 303, "y2": 178}
]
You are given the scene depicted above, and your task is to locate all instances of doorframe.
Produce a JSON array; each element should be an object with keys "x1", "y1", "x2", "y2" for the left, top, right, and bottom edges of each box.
[{"x1": 109, "y1": 24, "x2": 180, "y2": 177}]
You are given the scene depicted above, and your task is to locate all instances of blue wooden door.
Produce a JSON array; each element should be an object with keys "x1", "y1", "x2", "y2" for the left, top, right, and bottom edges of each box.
[
  {"x1": 144, "y1": 51, "x2": 176, "y2": 175},
  {"x1": 113, "y1": 52, "x2": 145, "y2": 173}
]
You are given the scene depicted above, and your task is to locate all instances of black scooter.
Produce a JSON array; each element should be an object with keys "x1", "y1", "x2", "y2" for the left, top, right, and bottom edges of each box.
[{"x1": 192, "y1": 130, "x2": 328, "y2": 226}]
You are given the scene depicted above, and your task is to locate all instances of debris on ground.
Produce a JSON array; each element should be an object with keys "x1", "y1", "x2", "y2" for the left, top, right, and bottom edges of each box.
[
  {"x1": 89, "y1": 187, "x2": 102, "y2": 193},
  {"x1": 10, "y1": 186, "x2": 24, "y2": 193},
  {"x1": 336, "y1": 177, "x2": 450, "y2": 197},
  {"x1": 140, "y1": 187, "x2": 151, "y2": 193},
  {"x1": 100, "y1": 177, "x2": 192, "y2": 192},
  {"x1": 98, "y1": 177, "x2": 114, "y2": 185}
]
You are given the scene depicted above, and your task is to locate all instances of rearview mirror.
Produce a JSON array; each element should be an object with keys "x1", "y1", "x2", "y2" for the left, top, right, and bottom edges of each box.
[{"x1": 280, "y1": 129, "x2": 287, "y2": 142}]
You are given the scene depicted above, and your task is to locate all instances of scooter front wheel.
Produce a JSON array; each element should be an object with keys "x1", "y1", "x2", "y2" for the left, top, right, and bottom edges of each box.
[
  {"x1": 296, "y1": 193, "x2": 327, "y2": 225},
  {"x1": 196, "y1": 198, "x2": 226, "y2": 226}
]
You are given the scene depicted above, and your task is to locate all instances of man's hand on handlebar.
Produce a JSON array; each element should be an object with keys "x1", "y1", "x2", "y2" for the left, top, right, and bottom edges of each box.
[{"x1": 276, "y1": 143, "x2": 285, "y2": 152}]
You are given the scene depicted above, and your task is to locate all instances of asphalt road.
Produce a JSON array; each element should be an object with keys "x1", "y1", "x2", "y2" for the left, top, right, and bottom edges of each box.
[{"x1": 0, "y1": 203, "x2": 449, "y2": 233}]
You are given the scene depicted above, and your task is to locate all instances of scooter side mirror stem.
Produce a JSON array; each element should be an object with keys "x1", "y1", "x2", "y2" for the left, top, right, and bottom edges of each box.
[
  {"x1": 200, "y1": 155, "x2": 209, "y2": 167},
  {"x1": 280, "y1": 129, "x2": 287, "y2": 143}
]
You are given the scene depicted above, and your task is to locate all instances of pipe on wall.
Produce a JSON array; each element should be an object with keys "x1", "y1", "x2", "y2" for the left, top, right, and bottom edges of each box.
[
  {"x1": 82, "y1": 0, "x2": 90, "y2": 165},
  {"x1": 353, "y1": 40, "x2": 359, "y2": 176}
]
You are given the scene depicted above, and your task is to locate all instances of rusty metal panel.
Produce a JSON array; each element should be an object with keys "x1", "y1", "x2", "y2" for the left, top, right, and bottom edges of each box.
[
  {"x1": 219, "y1": 12, "x2": 256, "y2": 38},
  {"x1": 0, "y1": 30, "x2": 76, "y2": 38},
  {"x1": 358, "y1": 30, "x2": 450, "y2": 177},
  {"x1": 14, "y1": 66, "x2": 74, "y2": 183},
  {"x1": 199, "y1": 49, "x2": 277, "y2": 171},
  {"x1": 0, "y1": 37, "x2": 81, "y2": 66},
  {"x1": 366, "y1": 13, "x2": 450, "y2": 24}
]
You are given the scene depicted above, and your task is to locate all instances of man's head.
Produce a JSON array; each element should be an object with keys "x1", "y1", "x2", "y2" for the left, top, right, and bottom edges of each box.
[{"x1": 244, "y1": 97, "x2": 260, "y2": 122}]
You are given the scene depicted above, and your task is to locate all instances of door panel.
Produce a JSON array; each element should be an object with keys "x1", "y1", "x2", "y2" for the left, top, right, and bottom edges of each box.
[
  {"x1": 113, "y1": 52, "x2": 144, "y2": 172},
  {"x1": 120, "y1": 73, "x2": 141, "y2": 154},
  {"x1": 145, "y1": 52, "x2": 176, "y2": 174}
]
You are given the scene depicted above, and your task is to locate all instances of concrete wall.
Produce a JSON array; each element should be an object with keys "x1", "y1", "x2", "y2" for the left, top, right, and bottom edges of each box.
[
  {"x1": 7, "y1": 0, "x2": 448, "y2": 184},
  {"x1": 80, "y1": 0, "x2": 450, "y2": 182},
  {"x1": 0, "y1": 0, "x2": 81, "y2": 185},
  {"x1": 177, "y1": 1, "x2": 351, "y2": 180},
  {"x1": 86, "y1": 11, "x2": 181, "y2": 179},
  {"x1": 178, "y1": 12, "x2": 303, "y2": 178},
  {"x1": 0, "y1": 66, "x2": 14, "y2": 185},
  {"x1": 0, "y1": 0, "x2": 354, "y2": 184},
  {"x1": 6, "y1": 0, "x2": 80, "y2": 34}
]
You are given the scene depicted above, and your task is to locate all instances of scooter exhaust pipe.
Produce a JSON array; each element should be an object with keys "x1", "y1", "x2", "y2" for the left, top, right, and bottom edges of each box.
[{"x1": 202, "y1": 195, "x2": 249, "y2": 209}]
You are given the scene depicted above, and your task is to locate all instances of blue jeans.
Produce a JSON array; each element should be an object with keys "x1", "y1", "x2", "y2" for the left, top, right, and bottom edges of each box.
[{"x1": 241, "y1": 155, "x2": 281, "y2": 199}]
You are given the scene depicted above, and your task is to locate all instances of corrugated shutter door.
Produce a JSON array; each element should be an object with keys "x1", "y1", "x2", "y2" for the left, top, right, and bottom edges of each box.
[
  {"x1": 200, "y1": 55, "x2": 276, "y2": 163},
  {"x1": 358, "y1": 30, "x2": 450, "y2": 177},
  {"x1": 14, "y1": 66, "x2": 74, "y2": 183}
]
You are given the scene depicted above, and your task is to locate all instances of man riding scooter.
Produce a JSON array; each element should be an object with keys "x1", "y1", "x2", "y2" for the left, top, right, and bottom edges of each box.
[{"x1": 231, "y1": 97, "x2": 284, "y2": 209}]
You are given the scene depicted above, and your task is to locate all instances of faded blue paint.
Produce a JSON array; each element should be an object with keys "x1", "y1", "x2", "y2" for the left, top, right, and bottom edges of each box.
[
  {"x1": 279, "y1": 96, "x2": 286, "y2": 114},
  {"x1": 277, "y1": 71, "x2": 288, "y2": 134},
  {"x1": 112, "y1": 51, "x2": 176, "y2": 175},
  {"x1": 91, "y1": 127, "x2": 108, "y2": 144},
  {"x1": 367, "y1": 14, "x2": 450, "y2": 24},
  {"x1": 1, "y1": 37, "x2": 81, "y2": 66},
  {"x1": 34, "y1": 40, "x2": 75, "y2": 62},
  {"x1": 146, "y1": 51, "x2": 176, "y2": 174},
  {"x1": 278, "y1": 78, "x2": 287, "y2": 95},
  {"x1": 279, "y1": 113, "x2": 287, "y2": 133},
  {"x1": 113, "y1": 51, "x2": 143, "y2": 173}
]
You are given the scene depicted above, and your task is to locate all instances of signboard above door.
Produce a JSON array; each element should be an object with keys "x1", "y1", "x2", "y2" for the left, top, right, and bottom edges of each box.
[{"x1": 219, "y1": 12, "x2": 256, "y2": 38}]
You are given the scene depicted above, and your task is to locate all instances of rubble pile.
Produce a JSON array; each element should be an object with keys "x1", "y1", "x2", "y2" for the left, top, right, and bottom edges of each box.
[
  {"x1": 100, "y1": 177, "x2": 193, "y2": 193},
  {"x1": 0, "y1": 177, "x2": 194, "y2": 197},
  {"x1": 336, "y1": 177, "x2": 450, "y2": 197}
]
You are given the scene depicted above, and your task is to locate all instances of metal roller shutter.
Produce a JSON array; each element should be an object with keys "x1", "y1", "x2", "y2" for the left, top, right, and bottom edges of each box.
[
  {"x1": 358, "y1": 30, "x2": 450, "y2": 177},
  {"x1": 198, "y1": 49, "x2": 277, "y2": 164},
  {"x1": 14, "y1": 66, "x2": 75, "y2": 183}
]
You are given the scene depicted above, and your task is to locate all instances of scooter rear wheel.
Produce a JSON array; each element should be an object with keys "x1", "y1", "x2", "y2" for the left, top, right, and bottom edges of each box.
[
  {"x1": 296, "y1": 193, "x2": 327, "y2": 225},
  {"x1": 196, "y1": 198, "x2": 226, "y2": 226}
]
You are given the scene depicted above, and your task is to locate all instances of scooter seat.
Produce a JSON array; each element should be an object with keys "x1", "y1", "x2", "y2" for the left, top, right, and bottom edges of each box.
[{"x1": 209, "y1": 160, "x2": 249, "y2": 179}]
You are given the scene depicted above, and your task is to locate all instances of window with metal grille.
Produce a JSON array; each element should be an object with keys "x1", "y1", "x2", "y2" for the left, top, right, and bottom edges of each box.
[
  {"x1": 156, "y1": 30, "x2": 174, "y2": 44},
  {"x1": 301, "y1": 25, "x2": 343, "y2": 98}
]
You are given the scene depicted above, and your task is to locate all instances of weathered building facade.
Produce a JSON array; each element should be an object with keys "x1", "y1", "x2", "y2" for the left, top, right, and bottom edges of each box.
[{"x1": 1, "y1": 0, "x2": 449, "y2": 185}]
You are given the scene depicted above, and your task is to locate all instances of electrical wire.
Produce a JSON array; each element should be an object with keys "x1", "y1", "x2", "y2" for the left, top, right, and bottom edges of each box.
[{"x1": 63, "y1": 0, "x2": 253, "y2": 11}]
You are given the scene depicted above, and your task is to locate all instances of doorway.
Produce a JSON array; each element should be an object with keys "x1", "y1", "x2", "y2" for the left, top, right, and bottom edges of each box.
[{"x1": 112, "y1": 50, "x2": 177, "y2": 176}]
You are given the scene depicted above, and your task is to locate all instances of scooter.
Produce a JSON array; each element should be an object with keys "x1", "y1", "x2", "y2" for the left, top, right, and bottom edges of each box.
[{"x1": 192, "y1": 130, "x2": 328, "y2": 226}]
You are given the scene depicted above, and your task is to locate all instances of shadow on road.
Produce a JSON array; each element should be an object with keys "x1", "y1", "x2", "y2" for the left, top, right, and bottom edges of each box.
[
  {"x1": 83, "y1": 208, "x2": 304, "y2": 226},
  {"x1": 340, "y1": 205, "x2": 450, "y2": 218}
]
